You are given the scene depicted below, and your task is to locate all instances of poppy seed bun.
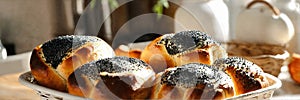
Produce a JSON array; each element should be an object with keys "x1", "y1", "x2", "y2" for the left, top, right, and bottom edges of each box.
[
  {"x1": 140, "y1": 30, "x2": 227, "y2": 73},
  {"x1": 67, "y1": 56, "x2": 156, "y2": 99},
  {"x1": 151, "y1": 63, "x2": 234, "y2": 100},
  {"x1": 213, "y1": 57, "x2": 269, "y2": 95},
  {"x1": 30, "y1": 35, "x2": 114, "y2": 91}
]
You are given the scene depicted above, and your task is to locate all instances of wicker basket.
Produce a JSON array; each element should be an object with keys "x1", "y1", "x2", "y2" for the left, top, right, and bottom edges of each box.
[
  {"x1": 224, "y1": 42, "x2": 290, "y2": 76},
  {"x1": 19, "y1": 71, "x2": 281, "y2": 100}
]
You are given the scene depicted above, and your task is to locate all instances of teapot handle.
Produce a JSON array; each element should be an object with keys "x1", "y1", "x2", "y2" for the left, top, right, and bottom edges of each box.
[{"x1": 246, "y1": 0, "x2": 280, "y2": 16}]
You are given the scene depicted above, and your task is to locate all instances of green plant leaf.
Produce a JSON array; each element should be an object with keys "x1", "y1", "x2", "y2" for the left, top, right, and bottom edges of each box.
[
  {"x1": 161, "y1": 0, "x2": 169, "y2": 8},
  {"x1": 90, "y1": 0, "x2": 97, "y2": 8},
  {"x1": 153, "y1": 0, "x2": 169, "y2": 18},
  {"x1": 108, "y1": 0, "x2": 119, "y2": 10},
  {"x1": 90, "y1": 0, "x2": 119, "y2": 10}
]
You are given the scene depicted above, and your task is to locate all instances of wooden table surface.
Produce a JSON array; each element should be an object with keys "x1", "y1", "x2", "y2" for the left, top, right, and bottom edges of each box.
[
  {"x1": 0, "y1": 67, "x2": 300, "y2": 100},
  {"x1": 0, "y1": 72, "x2": 39, "y2": 100}
]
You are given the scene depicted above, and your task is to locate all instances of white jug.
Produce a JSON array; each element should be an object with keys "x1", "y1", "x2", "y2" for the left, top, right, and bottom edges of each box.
[
  {"x1": 235, "y1": 0, "x2": 294, "y2": 46},
  {"x1": 224, "y1": 0, "x2": 274, "y2": 40}
]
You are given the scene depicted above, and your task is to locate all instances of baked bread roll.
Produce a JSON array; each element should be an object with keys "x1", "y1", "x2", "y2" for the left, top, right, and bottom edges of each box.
[
  {"x1": 140, "y1": 30, "x2": 227, "y2": 73},
  {"x1": 213, "y1": 57, "x2": 269, "y2": 95},
  {"x1": 67, "y1": 56, "x2": 156, "y2": 99},
  {"x1": 151, "y1": 63, "x2": 234, "y2": 100},
  {"x1": 30, "y1": 35, "x2": 114, "y2": 91}
]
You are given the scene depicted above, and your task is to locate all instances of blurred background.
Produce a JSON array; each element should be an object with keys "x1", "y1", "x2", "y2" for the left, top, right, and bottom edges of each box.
[
  {"x1": 0, "y1": 0, "x2": 179, "y2": 55},
  {"x1": 0, "y1": 0, "x2": 299, "y2": 55},
  {"x1": 0, "y1": 0, "x2": 75, "y2": 55}
]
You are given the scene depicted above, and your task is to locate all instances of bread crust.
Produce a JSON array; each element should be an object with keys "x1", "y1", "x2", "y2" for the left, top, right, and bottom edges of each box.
[
  {"x1": 214, "y1": 57, "x2": 270, "y2": 95},
  {"x1": 30, "y1": 48, "x2": 66, "y2": 91},
  {"x1": 67, "y1": 56, "x2": 156, "y2": 99},
  {"x1": 30, "y1": 35, "x2": 114, "y2": 92},
  {"x1": 151, "y1": 63, "x2": 235, "y2": 99},
  {"x1": 140, "y1": 37, "x2": 176, "y2": 73},
  {"x1": 140, "y1": 31, "x2": 227, "y2": 73}
]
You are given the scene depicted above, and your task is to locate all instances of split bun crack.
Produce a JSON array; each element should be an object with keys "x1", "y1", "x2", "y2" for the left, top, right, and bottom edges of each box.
[
  {"x1": 140, "y1": 30, "x2": 227, "y2": 73},
  {"x1": 151, "y1": 63, "x2": 235, "y2": 99},
  {"x1": 151, "y1": 57, "x2": 269, "y2": 99},
  {"x1": 213, "y1": 57, "x2": 269, "y2": 95},
  {"x1": 30, "y1": 35, "x2": 114, "y2": 91},
  {"x1": 67, "y1": 56, "x2": 156, "y2": 99}
]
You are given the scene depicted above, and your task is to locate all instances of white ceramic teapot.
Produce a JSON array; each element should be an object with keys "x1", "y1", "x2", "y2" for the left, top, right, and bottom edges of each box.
[{"x1": 234, "y1": 0, "x2": 294, "y2": 46}]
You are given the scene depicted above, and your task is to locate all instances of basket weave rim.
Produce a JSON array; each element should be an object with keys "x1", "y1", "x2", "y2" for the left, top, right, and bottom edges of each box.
[{"x1": 18, "y1": 71, "x2": 281, "y2": 100}]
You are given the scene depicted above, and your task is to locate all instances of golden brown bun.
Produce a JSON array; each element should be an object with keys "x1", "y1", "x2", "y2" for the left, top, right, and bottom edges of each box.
[
  {"x1": 30, "y1": 35, "x2": 114, "y2": 91},
  {"x1": 151, "y1": 63, "x2": 235, "y2": 100},
  {"x1": 213, "y1": 57, "x2": 269, "y2": 95},
  {"x1": 140, "y1": 30, "x2": 227, "y2": 73},
  {"x1": 67, "y1": 56, "x2": 156, "y2": 100}
]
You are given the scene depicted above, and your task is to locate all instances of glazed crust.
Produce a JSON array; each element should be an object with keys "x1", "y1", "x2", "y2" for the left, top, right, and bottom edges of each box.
[
  {"x1": 30, "y1": 48, "x2": 66, "y2": 91},
  {"x1": 67, "y1": 56, "x2": 156, "y2": 100},
  {"x1": 151, "y1": 63, "x2": 235, "y2": 100},
  {"x1": 140, "y1": 37, "x2": 176, "y2": 73},
  {"x1": 30, "y1": 35, "x2": 114, "y2": 91},
  {"x1": 214, "y1": 57, "x2": 270, "y2": 95},
  {"x1": 67, "y1": 72, "x2": 94, "y2": 97},
  {"x1": 31, "y1": 44, "x2": 99, "y2": 91},
  {"x1": 140, "y1": 30, "x2": 227, "y2": 73}
]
